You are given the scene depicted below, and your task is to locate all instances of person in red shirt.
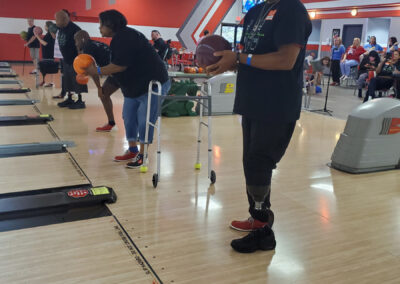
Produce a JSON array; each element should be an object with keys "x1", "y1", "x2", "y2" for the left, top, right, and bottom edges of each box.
[{"x1": 340, "y1": 37, "x2": 365, "y2": 79}]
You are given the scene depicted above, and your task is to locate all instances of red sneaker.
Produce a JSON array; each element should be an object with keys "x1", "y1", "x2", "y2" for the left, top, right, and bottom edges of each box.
[
  {"x1": 114, "y1": 150, "x2": 138, "y2": 162},
  {"x1": 96, "y1": 124, "x2": 115, "y2": 132},
  {"x1": 230, "y1": 212, "x2": 274, "y2": 232}
]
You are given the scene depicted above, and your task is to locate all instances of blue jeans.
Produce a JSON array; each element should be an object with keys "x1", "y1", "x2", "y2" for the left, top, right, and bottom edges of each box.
[
  {"x1": 340, "y1": 59, "x2": 358, "y2": 76},
  {"x1": 123, "y1": 80, "x2": 171, "y2": 144}
]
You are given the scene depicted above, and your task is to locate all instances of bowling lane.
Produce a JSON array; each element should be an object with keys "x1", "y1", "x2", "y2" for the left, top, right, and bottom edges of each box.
[
  {"x1": 0, "y1": 94, "x2": 29, "y2": 100},
  {"x1": 0, "y1": 153, "x2": 89, "y2": 194},
  {"x1": 0, "y1": 125, "x2": 55, "y2": 145},
  {"x1": 0, "y1": 105, "x2": 38, "y2": 116},
  {"x1": 0, "y1": 216, "x2": 159, "y2": 283}
]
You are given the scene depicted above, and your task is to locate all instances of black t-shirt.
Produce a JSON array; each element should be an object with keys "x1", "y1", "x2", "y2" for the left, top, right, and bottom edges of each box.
[
  {"x1": 27, "y1": 26, "x2": 40, "y2": 48},
  {"x1": 234, "y1": 0, "x2": 312, "y2": 122},
  {"x1": 58, "y1": 21, "x2": 81, "y2": 64},
  {"x1": 110, "y1": 27, "x2": 168, "y2": 98},
  {"x1": 379, "y1": 60, "x2": 400, "y2": 77},
  {"x1": 42, "y1": 32, "x2": 55, "y2": 59},
  {"x1": 153, "y1": 38, "x2": 168, "y2": 60},
  {"x1": 82, "y1": 40, "x2": 110, "y2": 67}
]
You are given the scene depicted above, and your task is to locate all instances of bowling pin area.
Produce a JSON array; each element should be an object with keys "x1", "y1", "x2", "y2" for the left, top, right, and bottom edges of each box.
[{"x1": 0, "y1": 62, "x2": 399, "y2": 284}]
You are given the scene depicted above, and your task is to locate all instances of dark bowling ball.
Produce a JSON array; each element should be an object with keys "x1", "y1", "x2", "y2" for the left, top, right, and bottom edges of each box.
[{"x1": 196, "y1": 35, "x2": 232, "y2": 68}]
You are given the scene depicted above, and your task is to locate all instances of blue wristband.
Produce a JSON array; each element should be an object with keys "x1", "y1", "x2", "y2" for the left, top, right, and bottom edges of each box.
[
  {"x1": 97, "y1": 66, "x2": 101, "y2": 75},
  {"x1": 246, "y1": 54, "x2": 253, "y2": 66}
]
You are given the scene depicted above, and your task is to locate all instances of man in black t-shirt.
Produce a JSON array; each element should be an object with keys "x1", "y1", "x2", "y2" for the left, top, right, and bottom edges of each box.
[
  {"x1": 86, "y1": 10, "x2": 170, "y2": 168},
  {"x1": 74, "y1": 30, "x2": 119, "y2": 132},
  {"x1": 151, "y1": 30, "x2": 168, "y2": 60},
  {"x1": 55, "y1": 10, "x2": 88, "y2": 109},
  {"x1": 206, "y1": 0, "x2": 312, "y2": 253},
  {"x1": 24, "y1": 18, "x2": 40, "y2": 74}
]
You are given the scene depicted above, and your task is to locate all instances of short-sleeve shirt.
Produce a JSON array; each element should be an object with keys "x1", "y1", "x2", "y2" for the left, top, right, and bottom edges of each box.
[
  {"x1": 379, "y1": 60, "x2": 400, "y2": 77},
  {"x1": 58, "y1": 21, "x2": 81, "y2": 64},
  {"x1": 345, "y1": 45, "x2": 365, "y2": 62},
  {"x1": 153, "y1": 38, "x2": 168, "y2": 60},
  {"x1": 364, "y1": 43, "x2": 383, "y2": 52},
  {"x1": 27, "y1": 26, "x2": 40, "y2": 48},
  {"x1": 82, "y1": 40, "x2": 110, "y2": 67},
  {"x1": 331, "y1": 45, "x2": 345, "y2": 60},
  {"x1": 42, "y1": 32, "x2": 55, "y2": 59},
  {"x1": 110, "y1": 27, "x2": 168, "y2": 98},
  {"x1": 234, "y1": 0, "x2": 312, "y2": 122}
]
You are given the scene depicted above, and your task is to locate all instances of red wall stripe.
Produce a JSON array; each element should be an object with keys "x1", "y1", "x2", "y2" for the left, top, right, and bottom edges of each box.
[{"x1": 0, "y1": 0, "x2": 198, "y2": 28}]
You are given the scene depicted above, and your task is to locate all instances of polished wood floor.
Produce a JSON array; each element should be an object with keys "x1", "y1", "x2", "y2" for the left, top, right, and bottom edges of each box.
[{"x1": 1, "y1": 64, "x2": 399, "y2": 283}]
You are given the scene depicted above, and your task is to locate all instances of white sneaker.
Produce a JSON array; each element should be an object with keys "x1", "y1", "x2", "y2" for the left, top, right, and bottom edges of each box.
[{"x1": 340, "y1": 75, "x2": 346, "y2": 80}]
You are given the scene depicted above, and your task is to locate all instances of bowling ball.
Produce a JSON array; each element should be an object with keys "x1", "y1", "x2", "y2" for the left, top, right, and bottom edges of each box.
[
  {"x1": 73, "y1": 54, "x2": 95, "y2": 74},
  {"x1": 20, "y1": 31, "x2": 28, "y2": 41},
  {"x1": 195, "y1": 35, "x2": 231, "y2": 68},
  {"x1": 33, "y1": 26, "x2": 43, "y2": 36},
  {"x1": 76, "y1": 74, "x2": 89, "y2": 85}
]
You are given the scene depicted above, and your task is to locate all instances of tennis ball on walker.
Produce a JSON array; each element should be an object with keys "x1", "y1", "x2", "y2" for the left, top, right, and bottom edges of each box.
[
  {"x1": 195, "y1": 163, "x2": 202, "y2": 170},
  {"x1": 140, "y1": 166, "x2": 148, "y2": 173}
]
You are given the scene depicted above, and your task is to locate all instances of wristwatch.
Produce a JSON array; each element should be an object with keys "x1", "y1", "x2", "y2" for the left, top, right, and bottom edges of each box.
[{"x1": 236, "y1": 52, "x2": 241, "y2": 65}]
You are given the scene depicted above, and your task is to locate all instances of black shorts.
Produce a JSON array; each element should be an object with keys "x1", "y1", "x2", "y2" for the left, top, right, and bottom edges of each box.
[
  {"x1": 102, "y1": 76, "x2": 120, "y2": 96},
  {"x1": 38, "y1": 59, "x2": 59, "y2": 75},
  {"x1": 63, "y1": 62, "x2": 88, "y2": 94}
]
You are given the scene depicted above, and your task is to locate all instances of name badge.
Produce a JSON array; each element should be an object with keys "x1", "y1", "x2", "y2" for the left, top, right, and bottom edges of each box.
[{"x1": 265, "y1": 10, "x2": 276, "y2": 21}]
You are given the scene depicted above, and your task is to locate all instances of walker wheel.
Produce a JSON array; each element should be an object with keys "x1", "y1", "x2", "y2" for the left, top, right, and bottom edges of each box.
[
  {"x1": 210, "y1": 170, "x2": 216, "y2": 184},
  {"x1": 152, "y1": 173, "x2": 158, "y2": 188}
]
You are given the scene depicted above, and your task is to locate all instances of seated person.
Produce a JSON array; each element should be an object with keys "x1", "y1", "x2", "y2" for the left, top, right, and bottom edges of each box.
[
  {"x1": 356, "y1": 50, "x2": 380, "y2": 98},
  {"x1": 340, "y1": 38, "x2": 365, "y2": 80},
  {"x1": 309, "y1": 56, "x2": 330, "y2": 93},
  {"x1": 388, "y1": 37, "x2": 398, "y2": 55},
  {"x1": 364, "y1": 50, "x2": 400, "y2": 102},
  {"x1": 363, "y1": 36, "x2": 383, "y2": 54}
]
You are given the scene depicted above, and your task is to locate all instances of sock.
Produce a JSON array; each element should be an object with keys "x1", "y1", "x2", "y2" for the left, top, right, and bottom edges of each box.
[
  {"x1": 129, "y1": 146, "x2": 139, "y2": 154},
  {"x1": 67, "y1": 93, "x2": 73, "y2": 100},
  {"x1": 109, "y1": 121, "x2": 116, "y2": 126},
  {"x1": 77, "y1": 94, "x2": 82, "y2": 101}
]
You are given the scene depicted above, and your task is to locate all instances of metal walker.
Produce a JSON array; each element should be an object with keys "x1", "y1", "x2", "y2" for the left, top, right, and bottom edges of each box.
[{"x1": 141, "y1": 80, "x2": 216, "y2": 188}]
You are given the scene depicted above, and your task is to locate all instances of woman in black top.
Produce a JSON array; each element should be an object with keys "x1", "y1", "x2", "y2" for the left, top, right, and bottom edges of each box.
[
  {"x1": 364, "y1": 50, "x2": 400, "y2": 102},
  {"x1": 356, "y1": 50, "x2": 380, "y2": 98},
  {"x1": 36, "y1": 21, "x2": 57, "y2": 87}
]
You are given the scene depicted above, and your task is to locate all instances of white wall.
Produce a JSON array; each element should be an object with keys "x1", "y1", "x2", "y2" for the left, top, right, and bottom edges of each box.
[
  {"x1": 389, "y1": 18, "x2": 400, "y2": 43},
  {"x1": 320, "y1": 18, "x2": 368, "y2": 46},
  {"x1": 366, "y1": 18, "x2": 390, "y2": 47}
]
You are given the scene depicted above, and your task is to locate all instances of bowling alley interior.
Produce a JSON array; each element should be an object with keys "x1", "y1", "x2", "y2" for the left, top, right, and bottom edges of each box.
[{"x1": 1, "y1": 0, "x2": 400, "y2": 283}]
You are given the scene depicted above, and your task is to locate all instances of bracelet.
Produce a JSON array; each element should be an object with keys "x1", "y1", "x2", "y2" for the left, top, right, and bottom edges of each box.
[
  {"x1": 246, "y1": 54, "x2": 253, "y2": 66},
  {"x1": 97, "y1": 66, "x2": 101, "y2": 75}
]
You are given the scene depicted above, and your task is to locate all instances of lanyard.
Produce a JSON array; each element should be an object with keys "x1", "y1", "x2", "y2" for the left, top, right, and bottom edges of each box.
[{"x1": 244, "y1": 1, "x2": 279, "y2": 52}]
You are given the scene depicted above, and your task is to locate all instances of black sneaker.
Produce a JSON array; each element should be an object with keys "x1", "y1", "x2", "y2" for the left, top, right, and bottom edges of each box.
[
  {"x1": 68, "y1": 100, "x2": 86, "y2": 109},
  {"x1": 231, "y1": 225, "x2": 276, "y2": 253},
  {"x1": 126, "y1": 154, "x2": 144, "y2": 169},
  {"x1": 57, "y1": 98, "x2": 74, "y2": 108}
]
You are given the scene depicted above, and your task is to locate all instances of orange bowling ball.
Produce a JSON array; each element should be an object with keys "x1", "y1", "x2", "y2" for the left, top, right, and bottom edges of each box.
[
  {"x1": 73, "y1": 54, "x2": 95, "y2": 74},
  {"x1": 76, "y1": 74, "x2": 89, "y2": 85}
]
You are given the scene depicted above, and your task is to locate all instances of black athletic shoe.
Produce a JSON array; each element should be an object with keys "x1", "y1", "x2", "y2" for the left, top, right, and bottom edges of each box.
[
  {"x1": 57, "y1": 98, "x2": 74, "y2": 108},
  {"x1": 231, "y1": 225, "x2": 276, "y2": 253},
  {"x1": 68, "y1": 100, "x2": 86, "y2": 109}
]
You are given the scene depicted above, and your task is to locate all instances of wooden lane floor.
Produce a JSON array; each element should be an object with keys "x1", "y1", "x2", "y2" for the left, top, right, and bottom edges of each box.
[
  {"x1": 0, "y1": 105, "x2": 39, "y2": 116},
  {"x1": 5, "y1": 73, "x2": 400, "y2": 283},
  {"x1": 0, "y1": 125, "x2": 56, "y2": 145},
  {"x1": 0, "y1": 216, "x2": 160, "y2": 283},
  {"x1": 0, "y1": 93, "x2": 30, "y2": 100},
  {"x1": 0, "y1": 153, "x2": 89, "y2": 194}
]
